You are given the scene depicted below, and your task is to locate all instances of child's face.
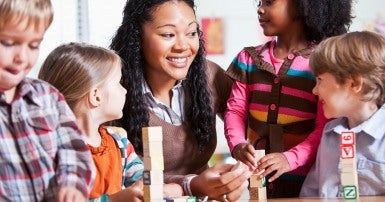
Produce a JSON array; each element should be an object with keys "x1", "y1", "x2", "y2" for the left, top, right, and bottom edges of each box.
[
  {"x1": 98, "y1": 64, "x2": 127, "y2": 122},
  {"x1": 312, "y1": 72, "x2": 358, "y2": 119},
  {"x1": 0, "y1": 19, "x2": 45, "y2": 92},
  {"x1": 257, "y1": 0, "x2": 299, "y2": 37}
]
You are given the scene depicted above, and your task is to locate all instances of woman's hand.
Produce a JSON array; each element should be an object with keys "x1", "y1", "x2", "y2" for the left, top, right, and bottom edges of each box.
[{"x1": 190, "y1": 162, "x2": 251, "y2": 201}]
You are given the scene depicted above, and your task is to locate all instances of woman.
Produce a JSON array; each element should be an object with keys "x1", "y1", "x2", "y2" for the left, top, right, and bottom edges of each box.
[{"x1": 110, "y1": 0, "x2": 250, "y2": 201}]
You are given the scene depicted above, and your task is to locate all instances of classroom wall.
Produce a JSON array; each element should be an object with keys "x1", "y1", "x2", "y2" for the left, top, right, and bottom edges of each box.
[{"x1": 31, "y1": 0, "x2": 385, "y2": 154}]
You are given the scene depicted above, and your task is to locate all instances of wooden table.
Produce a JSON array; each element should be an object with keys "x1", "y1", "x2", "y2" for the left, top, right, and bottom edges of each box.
[{"x1": 239, "y1": 196, "x2": 385, "y2": 202}]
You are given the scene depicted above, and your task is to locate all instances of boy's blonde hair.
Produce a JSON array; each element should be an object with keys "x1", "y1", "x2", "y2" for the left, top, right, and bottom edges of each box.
[
  {"x1": 38, "y1": 42, "x2": 122, "y2": 110},
  {"x1": 310, "y1": 31, "x2": 385, "y2": 106},
  {"x1": 0, "y1": 0, "x2": 53, "y2": 31}
]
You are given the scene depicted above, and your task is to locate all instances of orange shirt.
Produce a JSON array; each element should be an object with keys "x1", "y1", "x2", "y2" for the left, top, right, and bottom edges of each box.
[{"x1": 88, "y1": 127, "x2": 123, "y2": 198}]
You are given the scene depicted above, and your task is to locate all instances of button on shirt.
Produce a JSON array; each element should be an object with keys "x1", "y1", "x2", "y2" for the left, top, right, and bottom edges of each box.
[
  {"x1": 0, "y1": 78, "x2": 94, "y2": 201},
  {"x1": 143, "y1": 81, "x2": 184, "y2": 125},
  {"x1": 300, "y1": 104, "x2": 385, "y2": 197}
]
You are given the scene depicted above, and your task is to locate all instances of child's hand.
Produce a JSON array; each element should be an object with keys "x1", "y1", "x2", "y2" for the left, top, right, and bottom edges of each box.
[
  {"x1": 109, "y1": 180, "x2": 144, "y2": 202},
  {"x1": 232, "y1": 143, "x2": 257, "y2": 169},
  {"x1": 164, "y1": 183, "x2": 183, "y2": 198},
  {"x1": 255, "y1": 153, "x2": 290, "y2": 182},
  {"x1": 56, "y1": 186, "x2": 86, "y2": 202}
]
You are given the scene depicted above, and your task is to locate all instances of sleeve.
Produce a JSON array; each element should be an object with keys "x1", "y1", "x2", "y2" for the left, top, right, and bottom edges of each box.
[
  {"x1": 205, "y1": 59, "x2": 233, "y2": 119},
  {"x1": 122, "y1": 143, "x2": 144, "y2": 187},
  {"x1": 283, "y1": 100, "x2": 329, "y2": 172},
  {"x1": 54, "y1": 91, "x2": 95, "y2": 198},
  {"x1": 224, "y1": 81, "x2": 250, "y2": 152}
]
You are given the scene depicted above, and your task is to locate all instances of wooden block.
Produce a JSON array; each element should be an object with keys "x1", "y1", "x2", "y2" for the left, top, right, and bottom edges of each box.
[
  {"x1": 143, "y1": 156, "x2": 164, "y2": 170},
  {"x1": 142, "y1": 126, "x2": 163, "y2": 142},
  {"x1": 249, "y1": 174, "x2": 266, "y2": 187},
  {"x1": 165, "y1": 196, "x2": 197, "y2": 202},
  {"x1": 143, "y1": 141, "x2": 163, "y2": 157},
  {"x1": 143, "y1": 184, "x2": 163, "y2": 200},
  {"x1": 340, "y1": 145, "x2": 355, "y2": 159},
  {"x1": 340, "y1": 158, "x2": 357, "y2": 173},
  {"x1": 249, "y1": 186, "x2": 267, "y2": 200},
  {"x1": 254, "y1": 150, "x2": 265, "y2": 162},
  {"x1": 341, "y1": 172, "x2": 358, "y2": 186},
  {"x1": 340, "y1": 131, "x2": 355, "y2": 145},
  {"x1": 143, "y1": 170, "x2": 164, "y2": 185},
  {"x1": 343, "y1": 185, "x2": 359, "y2": 199}
]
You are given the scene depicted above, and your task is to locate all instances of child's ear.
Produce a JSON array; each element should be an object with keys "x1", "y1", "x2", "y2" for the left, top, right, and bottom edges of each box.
[
  {"x1": 88, "y1": 87, "x2": 102, "y2": 107},
  {"x1": 350, "y1": 75, "x2": 363, "y2": 93}
]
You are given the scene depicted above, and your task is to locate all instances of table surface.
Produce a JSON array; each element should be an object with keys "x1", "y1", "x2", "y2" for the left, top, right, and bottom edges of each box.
[{"x1": 237, "y1": 196, "x2": 385, "y2": 202}]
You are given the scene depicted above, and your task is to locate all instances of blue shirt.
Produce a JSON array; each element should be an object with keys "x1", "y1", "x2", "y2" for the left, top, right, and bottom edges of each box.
[{"x1": 300, "y1": 105, "x2": 385, "y2": 197}]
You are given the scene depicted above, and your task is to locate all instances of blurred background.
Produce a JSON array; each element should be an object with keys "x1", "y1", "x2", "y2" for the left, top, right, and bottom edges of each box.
[{"x1": 32, "y1": 0, "x2": 385, "y2": 164}]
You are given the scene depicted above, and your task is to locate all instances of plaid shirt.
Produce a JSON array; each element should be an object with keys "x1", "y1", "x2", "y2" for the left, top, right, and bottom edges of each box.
[{"x1": 0, "y1": 78, "x2": 95, "y2": 201}]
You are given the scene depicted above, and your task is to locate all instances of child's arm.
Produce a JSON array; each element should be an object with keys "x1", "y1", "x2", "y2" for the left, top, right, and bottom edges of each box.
[
  {"x1": 225, "y1": 81, "x2": 256, "y2": 169},
  {"x1": 55, "y1": 93, "x2": 95, "y2": 198},
  {"x1": 256, "y1": 101, "x2": 328, "y2": 181},
  {"x1": 122, "y1": 143, "x2": 144, "y2": 187},
  {"x1": 57, "y1": 187, "x2": 86, "y2": 202}
]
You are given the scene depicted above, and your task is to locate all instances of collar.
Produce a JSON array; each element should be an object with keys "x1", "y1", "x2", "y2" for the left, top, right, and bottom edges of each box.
[
  {"x1": 324, "y1": 104, "x2": 385, "y2": 139},
  {"x1": 0, "y1": 78, "x2": 42, "y2": 106},
  {"x1": 142, "y1": 80, "x2": 183, "y2": 95}
]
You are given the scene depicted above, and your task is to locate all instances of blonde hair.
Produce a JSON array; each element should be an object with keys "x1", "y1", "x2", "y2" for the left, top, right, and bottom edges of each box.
[
  {"x1": 310, "y1": 31, "x2": 385, "y2": 106},
  {"x1": 38, "y1": 42, "x2": 122, "y2": 110},
  {"x1": 0, "y1": 0, "x2": 53, "y2": 31}
]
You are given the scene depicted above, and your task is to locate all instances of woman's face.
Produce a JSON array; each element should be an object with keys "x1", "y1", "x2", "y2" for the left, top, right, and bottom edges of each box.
[{"x1": 141, "y1": 1, "x2": 199, "y2": 83}]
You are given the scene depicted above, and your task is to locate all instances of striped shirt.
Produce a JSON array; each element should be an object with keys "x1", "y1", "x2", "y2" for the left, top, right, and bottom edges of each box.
[
  {"x1": 89, "y1": 126, "x2": 143, "y2": 201},
  {"x1": 0, "y1": 78, "x2": 95, "y2": 201},
  {"x1": 143, "y1": 80, "x2": 184, "y2": 125}
]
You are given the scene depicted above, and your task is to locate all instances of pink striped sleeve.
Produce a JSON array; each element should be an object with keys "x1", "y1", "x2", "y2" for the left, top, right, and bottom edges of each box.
[
  {"x1": 283, "y1": 101, "x2": 329, "y2": 173},
  {"x1": 224, "y1": 81, "x2": 250, "y2": 152}
]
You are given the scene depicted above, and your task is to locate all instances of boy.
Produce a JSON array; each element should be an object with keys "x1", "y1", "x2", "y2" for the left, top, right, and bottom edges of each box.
[
  {"x1": 300, "y1": 31, "x2": 385, "y2": 197},
  {"x1": 0, "y1": 0, "x2": 94, "y2": 201}
]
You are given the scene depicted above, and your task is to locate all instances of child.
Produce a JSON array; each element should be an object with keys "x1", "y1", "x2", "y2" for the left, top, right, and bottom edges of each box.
[
  {"x1": 224, "y1": 0, "x2": 353, "y2": 197},
  {"x1": 0, "y1": 0, "x2": 94, "y2": 201},
  {"x1": 300, "y1": 31, "x2": 385, "y2": 197},
  {"x1": 38, "y1": 43, "x2": 145, "y2": 201}
]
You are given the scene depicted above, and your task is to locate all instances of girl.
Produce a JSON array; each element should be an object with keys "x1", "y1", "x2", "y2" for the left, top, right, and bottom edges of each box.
[
  {"x1": 38, "y1": 43, "x2": 145, "y2": 201},
  {"x1": 224, "y1": 0, "x2": 353, "y2": 198}
]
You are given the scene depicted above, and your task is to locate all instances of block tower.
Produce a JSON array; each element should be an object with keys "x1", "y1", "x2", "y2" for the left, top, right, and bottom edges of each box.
[
  {"x1": 142, "y1": 126, "x2": 164, "y2": 202},
  {"x1": 249, "y1": 149, "x2": 267, "y2": 201},
  {"x1": 340, "y1": 131, "x2": 359, "y2": 200}
]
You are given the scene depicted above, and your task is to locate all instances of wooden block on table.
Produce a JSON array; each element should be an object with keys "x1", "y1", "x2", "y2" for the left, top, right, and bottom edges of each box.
[
  {"x1": 143, "y1": 170, "x2": 164, "y2": 185},
  {"x1": 143, "y1": 184, "x2": 164, "y2": 200},
  {"x1": 249, "y1": 186, "x2": 267, "y2": 200},
  {"x1": 249, "y1": 174, "x2": 266, "y2": 188},
  {"x1": 142, "y1": 126, "x2": 163, "y2": 142},
  {"x1": 254, "y1": 149, "x2": 265, "y2": 162},
  {"x1": 341, "y1": 171, "x2": 358, "y2": 186},
  {"x1": 343, "y1": 185, "x2": 359, "y2": 200},
  {"x1": 143, "y1": 141, "x2": 163, "y2": 157},
  {"x1": 143, "y1": 156, "x2": 164, "y2": 170},
  {"x1": 165, "y1": 196, "x2": 197, "y2": 202},
  {"x1": 340, "y1": 158, "x2": 357, "y2": 173}
]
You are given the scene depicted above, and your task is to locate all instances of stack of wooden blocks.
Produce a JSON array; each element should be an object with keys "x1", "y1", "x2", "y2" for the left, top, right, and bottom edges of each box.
[
  {"x1": 249, "y1": 150, "x2": 267, "y2": 201},
  {"x1": 142, "y1": 126, "x2": 164, "y2": 202},
  {"x1": 340, "y1": 131, "x2": 359, "y2": 200}
]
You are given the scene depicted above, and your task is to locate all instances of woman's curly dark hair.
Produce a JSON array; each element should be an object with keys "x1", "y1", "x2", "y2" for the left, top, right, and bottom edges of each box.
[
  {"x1": 110, "y1": 0, "x2": 214, "y2": 155},
  {"x1": 296, "y1": 0, "x2": 354, "y2": 43}
]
